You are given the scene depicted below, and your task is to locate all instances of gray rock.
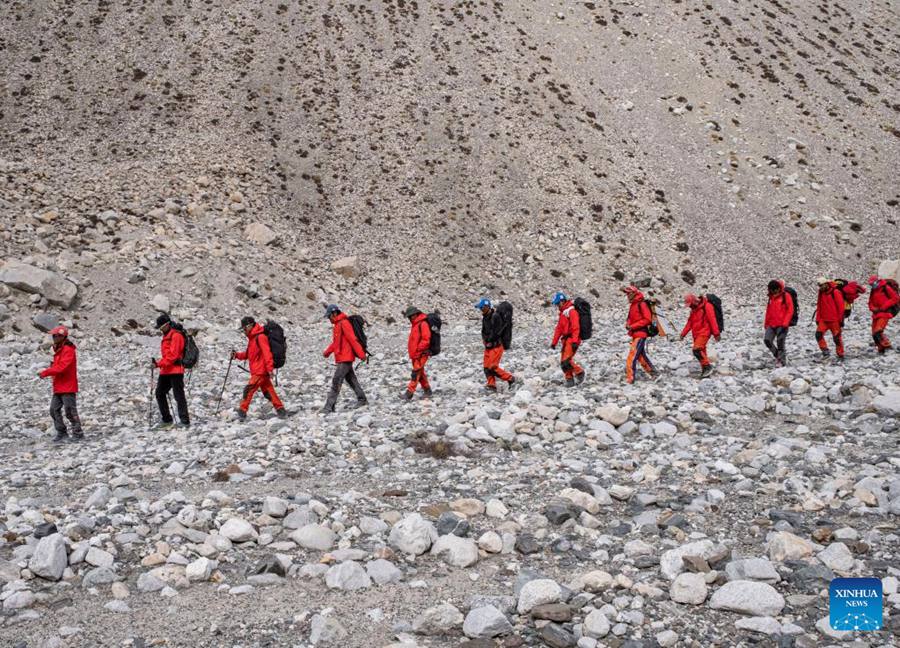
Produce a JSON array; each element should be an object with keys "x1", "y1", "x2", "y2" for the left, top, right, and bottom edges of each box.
[
  {"x1": 3, "y1": 590, "x2": 35, "y2": 610},
  {"x1": 582, "y1": 608, "x2": 611, "y2": 638},
  {"x1": 219, "y1": 518, "x2": 256, "y2": 542},
  {"x1": 324, "y1": 561, "x2": 371, "y2": 591},
  {"x1": 290, "y1": 524, "x2": 336, "y2": 551},
  {"x1": 81, "y1": 566, "x2": 118, "y2": 588},
  {"x1": 817, "y1": 542, "x2": 854, "y2": 573},
  {"x1": 463, "y1": 605, "x2": 512, "y2": 639},
  {"x1": 709, "y1": 580, "x2": 785, "y2": 616},
  {"x1": 725, "y1": 558, "x2": 780, "y2": 583},
  {"x1": 517, "y1": 578, "x2": 562, "y2": 613},
  {"x1": 32, "y1": 312, "x2": 60, "y2": 332},
  {"x1": 28, "y1": 533, "x2": 67, "y2": 581},
  {"x1": 0, "y1": 260, "x2": 78, "y2": 308},
  {"x1": 430, "y1": 534, "x2": 479, "y2": 568},
  {"x1": 309, "y1": 614, "x2": 347, "y2": 646},
  {"x1": 388, "y1": 513, "x2": 437, "y2": 556},
  {"x1": 413, "y1": 602, "x2": 463, "y2": 635},
  {"x1": 366, "y1": 559, "x2": 402, "y2": 585}
]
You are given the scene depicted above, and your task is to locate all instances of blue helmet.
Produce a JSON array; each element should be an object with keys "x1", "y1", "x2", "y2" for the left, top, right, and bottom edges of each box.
[
  {"x1": 551, "y1": 291, "x2": 567, "y2": 306},
  {"x1": 325, "y1": 304, "x2": 341, "y2": 318},
  {"x1": 475, "y1": 298, "x2": 492, "y2": 310}
]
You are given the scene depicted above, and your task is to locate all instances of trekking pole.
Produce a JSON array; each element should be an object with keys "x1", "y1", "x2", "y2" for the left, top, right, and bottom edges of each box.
[
  {"x1": 148, "y1": 366, "x2": 155, "y2": 429},
  {"x1": 215, "y1": 355, "x2": 233, "y2": 415}
]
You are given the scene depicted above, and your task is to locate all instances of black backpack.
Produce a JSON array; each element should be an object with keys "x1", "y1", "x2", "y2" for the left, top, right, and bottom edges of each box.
[
  {"x1": 572, "y1": 297, "x2": 593, "y2": 341},
  {"x1": 425, "y1": 313, "x2": 442, "y2": 356},
  {"x1": 495, "y1": 301, "x2": 514, "y2": 350},
  {"x1": 705, "y1": 294, "x2": 725, "y2": 332},
  {"x1": 262, "y1": 320, "x2": 286, "y2": 369},
  {"x1": 171, "y1": 322, "x2": 199, "y2": 369},
  {"x1": 347, "y1": 315, "x2": 369, "y2": 358},
  {"x1": 784, "y1": 286, "x2": 799, "y2": 327}
]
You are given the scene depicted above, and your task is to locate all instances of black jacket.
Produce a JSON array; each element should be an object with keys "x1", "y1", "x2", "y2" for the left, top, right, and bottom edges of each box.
[{"x1": 482, "y1": 310, "x2": 505, "y2": 348}]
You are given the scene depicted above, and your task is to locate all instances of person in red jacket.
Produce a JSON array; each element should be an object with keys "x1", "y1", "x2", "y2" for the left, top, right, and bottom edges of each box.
[
  {"x1": 550, "y1": 292, "x2": 585, "y2": 386},
  {"x1": 151, "y1": 313, "x2": 190, "y2": 429},
  {"x1": 837, "y1": 280, "x2": 866, "y2": 324},
  {"x1": 38, "y1": 326, "x2": 83, "y2": 443},
  {"x1": 868, "y1": 274, "x2": 900, "y2": 353},
  {"x1": 232, "y1": 316, "x2": 287, "y2": 420},
  {"x1": 814, "y1": 278, "x2": 845, "y2": 359},
  {"x1": 680, "y1": 294, "x2": 721, "y2": 378},
  {"x1": 764, "y1": 280, "x2": 794, "y2": 366},
  {"x1": 623, "y1": 286, "x2": 656, "y2": 383},
  {"x1": 402, "y1": 307, "x2": 433, "y2": 400},
  {"x1": 321, "y1": 304, "x2": 368, "y2": 413}
]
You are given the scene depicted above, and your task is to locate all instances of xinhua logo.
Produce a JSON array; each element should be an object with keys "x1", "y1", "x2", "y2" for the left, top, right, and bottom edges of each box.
[{"x1": 829, "y1": 577, "x2": 883, "y2": 631}]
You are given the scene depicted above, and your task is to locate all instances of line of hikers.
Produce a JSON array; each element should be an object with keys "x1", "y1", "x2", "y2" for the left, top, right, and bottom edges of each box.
[{"x1": 37, "y1": 275, "x2": 899, "y2": 441}]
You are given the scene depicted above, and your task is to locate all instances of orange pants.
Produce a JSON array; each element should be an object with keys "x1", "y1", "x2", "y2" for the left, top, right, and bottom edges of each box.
[
  {"x1": 560, "y1": 339, "x2": 584, "y2": 380},
  {"x1": 407, "y1": 355, "x2": 431, "y2": 393},
  {"x1": 816, "y1": 321, "x2": 844, "y2": 357},
  {"x1": 626, "y1": 337, "x2": 654, "y2": 383},
  {"x1": 692, "y1": 334, "x2": 710, "y2": 367},
  {"x1": 483, "y1": 346, "x2": 513, "y2": 387},
  {"x1": 240, "y1": 374, "x2": 283, "y2": 412},
  {"x1": 873, "y1": 316, "x2": 892, "y2": 351}
]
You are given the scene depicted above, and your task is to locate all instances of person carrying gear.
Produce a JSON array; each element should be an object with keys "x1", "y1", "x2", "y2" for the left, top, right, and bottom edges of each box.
[
  {"x1": 478, "y1": 298, "x2": 516, "y2": 392},
  {"x1": 623, "y1": 285, "x2": 656, "y2": 383},
  {"x1": 680, "y1": 294, "x2": 720, "y2": 378},
  {"x1": 764, "y1": 280, "x2": 794, "y2": 366},
  {"x1": 321, "y1": 305, "x2": 368, "y2": 413},
  {"x1": 838, "y1": 280, "x2": 866, "y2": 324},
  {"x1": 814, "y1": 278, "x2": 845, "y2": 359},
  {"x1": 152, "y1": 313, "x2": 190, "y2": 429},
  {"x1": 232, "y1": 316, "x2": 288, "y2": 420},
  {"x1": 402, "y1": 306, "x2": 432, "y2": 400},
  {"x1": 38, "y1": 326, "x2": 83, "y2": 443},
  {"x1": 550, "y1": 292, "x2": 585, "y2": 387},
  {"x1": 868, "y1": 274, "x2": 900, "y2": 353}
]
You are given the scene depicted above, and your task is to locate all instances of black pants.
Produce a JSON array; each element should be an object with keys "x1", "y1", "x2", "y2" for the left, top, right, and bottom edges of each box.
[
  {"x1": 764, "y1": 327, "x2": 788, "y2": 363},
  {"x1": 323, "y1": 362, "x2": 367, "y2": 411},
  {"x1": 50, "y1": 393, "x2": 82, "y2": 435},
  {"x1": 156, "y1": 374, "x2": 189, "y2": 424}
]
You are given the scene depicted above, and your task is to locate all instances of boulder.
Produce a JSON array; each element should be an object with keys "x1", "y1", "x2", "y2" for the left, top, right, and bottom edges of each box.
[
  {"x1": 324, "y1": 561, "x2": 371, "y2": 591},
  {"x1": 331, "y1": 256, "x2": 359, "y2": 278},
  {"x1": 670, "y1": 572, "x2": 708, "y2": 605},
  {"x1": 767, "y1": 531, "x2": 813, "y2": 562},
  {"x1": 709, "y1": 580, "x2": 785, "y2": 616},
  {"x1": 388, "y1": 513, "x2": 437, "y2": 556},
  {"x1": 149, "y1": 294, "x2": 170, "y2": 313},
  {"x1": 463, "y1": 605, "x2": 512, "y2": 639},
  {"x1": 290, "y1": 524, "x2": 336, "y2": 551},
  {"x1": 0, "y1": 260, "x2": 77, "y2": 308},
  {"x1": 877, "y1": 259, "x2": 899, "y2": 283},
  {"x1": 430, "y1": 534, "x2": 479, "y2": 568},
  {"x1": 517, "y1": 578, "x2": 562, "y2": 613},
  {"x1": 244, "y1": 223, "x2": 278, "y2": 246},
  {"x1": 219, "y1": 518, "x2": 257, "y2": 542},
  {"x1": 413, "y1": 602, "x2": 463, "y2": 635},
  {"x1": 31, "y1": 312, "x2": 60, "y2": 332},
  {"x1": 28, "y1": 533, "x2": 67, "y2": 581}
]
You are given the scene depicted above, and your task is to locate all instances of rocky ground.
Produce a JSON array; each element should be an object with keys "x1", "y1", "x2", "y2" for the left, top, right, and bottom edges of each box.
[{"x1": 0, "y1": 311, "x2": 898, "y2": 647}]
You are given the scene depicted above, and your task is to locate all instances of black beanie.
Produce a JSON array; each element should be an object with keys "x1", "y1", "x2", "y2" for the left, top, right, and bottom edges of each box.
[
  {"x1": 240, "y1": 316, "x2": 255, "y2": 329},
  {"x1": 155, "y1": 313, "x2": 171, "y2": 329}
]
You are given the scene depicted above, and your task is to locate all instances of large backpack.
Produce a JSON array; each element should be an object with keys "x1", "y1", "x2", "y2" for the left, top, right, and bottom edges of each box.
[
  {"x1": 425, "y1": 313, "x2": 442, "y2": 356},
  {"x1": 170, "y1": 322, "x2": 199, "y2": 369},
  {"x1": 262, "y1": 320, "x2": 286, "y2": 369},
  {"x1": 881, "y1": 280, "x2": 900, "y2": 316},
  {"x1": 347, "y1": 315, "x2": 369, "y2": 359},
  {"x1": 572, "y1": 297, "x2": 593, "y2": 341},
  {"x1": 495, "y1": 301, "x2": 514, "y2": 350},
  {"x1": 705, "y1": 293, "x2": 725, "y2": 333},
  {"x1": 784, "y1": 286, "x2": 799, "y2": 327}
]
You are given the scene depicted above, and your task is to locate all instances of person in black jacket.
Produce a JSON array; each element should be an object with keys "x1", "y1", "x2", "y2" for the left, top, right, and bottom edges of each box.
[{"x1": 477, "y1": 298, "x2": 516, "y2": 392}]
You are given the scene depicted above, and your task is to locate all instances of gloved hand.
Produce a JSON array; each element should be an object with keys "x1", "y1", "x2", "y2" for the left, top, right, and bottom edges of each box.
[
  {"x1": 230, "y1": 350, "x2": 236, "y2": 359},
  {"x1": 150, "y1": 357, "x2": 157, "y2": 368},
  {"x1": 549, "y1": 344, "x2": 556, "y2": 350},
  {"x1": 322, "y1": 350, "x2": 329, "y2": 358},
  {"x1": 680, "y1": 334, "x2": 686, "y2": 341}
]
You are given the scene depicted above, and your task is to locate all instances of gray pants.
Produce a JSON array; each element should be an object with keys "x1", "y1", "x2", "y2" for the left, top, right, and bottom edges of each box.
[
  {"x1": 323, "y1": 362, "x2": 367, "y2": 412},
  {"x1": 50, "y1": 393, "x2": 82, "y2": 435},
  {"x1": 764, "y1": 327, "x2": 788, "y2": 363}
]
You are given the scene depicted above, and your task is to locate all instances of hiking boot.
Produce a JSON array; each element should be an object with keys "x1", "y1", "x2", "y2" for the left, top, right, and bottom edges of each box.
[
  {"x1": 506, "y1": 376, "x2": 518, "y2": 391},
  {"x1": 422, "y1": 388, "x2": 433, "y2": 398},
  {"x1": 400, "y1": 390, "x2": 414, "y2": 402},
  {"x1": 820, "y1": 348, "x2": 830, "y2": 358},
  {"x1": 565, "y1": 378, "x2": 576, "y2": 388},
  {"x1": 234, "y1": 409, "x2": 247, "y2": 421},
  {"x1": 52, "y1": 431, "x2": 68, "y2": 444},
  {"x1": 275, "y1": 408, "x2": 291, "y2": 419},
  {"x1": 70, "y1": 432, "x2": 84, "y2": 442},
  {"x1": 176, "y1": 421, "x2": 191, "y2": 428},
  {"x1": 484, "y1": 385, "x2": 498, "y2": 393},
  {"x1": 319, "y1": 406, "x2": 335, "y2": 415},
  {"x1": 352, "y1": 399, "x2": 368, "y2": 409},
  {"x1": 153, "y1": 421, "x2": 175, "y2": 431},
  {"x1": 699, "y1": 365, "x2": 713, "y2": 379},
  {"x1": 575, "y1": 372, "x2": 586, "y2": 385}
]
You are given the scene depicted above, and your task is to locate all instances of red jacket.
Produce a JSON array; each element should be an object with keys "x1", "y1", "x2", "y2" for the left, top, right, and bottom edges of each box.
[
  {"x1": 551, "y1": 301, "x2": 581, "y2": 346},
  {"x1": 324, "y1": 313, "x2": 366, "y2": 363},
  {"x1": 869, "y1": 280, "x2": 900, "y2": 319},
  {"x1": 235, "y1": 323, "x2": 274, "y2": 376},
  {"x1": 626, "y1": 293, "x2": 652, "y2": 339},
  {"x1": 764, "y1": 283, "x2": 794, "y2": 329},
  {"x1": 841, "y1": 281, "x2": 865, "y2": 305},
  {"x1": 40, "y1": 342, "x2": 78, "y2": 394},
  {"x1": 681, "y1": 298, "x2": 720, "y2": 340},
  {"x1": 816, "y1": 283, "x2": 845, "y2": 324},
  {"x1": 157, "y1": 328, "x2": 185, "y2": 375},
  {"x1": 407, "y1": 313, "x2": 431, "y2": 359}
]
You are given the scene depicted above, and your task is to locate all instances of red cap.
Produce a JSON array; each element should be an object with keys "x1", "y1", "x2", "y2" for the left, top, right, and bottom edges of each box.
[
  {"x1": 868, "y1": 275, "x2": 879, "y2": 285},
  {"x1": 49, "y1": 326, "x2": 68, "y2": 337},
  {"x1": 684, "y1": 293, "x2": 700, "y2": 307}
]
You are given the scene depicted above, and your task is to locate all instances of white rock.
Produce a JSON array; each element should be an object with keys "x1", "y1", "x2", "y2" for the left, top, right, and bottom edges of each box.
[
  {"x1": 477, "y1": 531, "x2": 503, "y2": 554},
  {"x1": 656, "y1": 630, "x2": 678, "y2": 647},
  {"x1": 366, "y1": 559, "x2": 402, "y2": 585},
  {"x1": 0, "y1": 260, "x2": 78, "y2": 308},
  {"x1": 767, "y1": 531, "x2": 813, "y2": 562},
  {"x1": 244, "y1": 222, "x2": 278, "y2": 246},
  {"x1": 388, "y1": 513, "x2": 438, "y2": 556},
  {"x1": 582, "y1": 608, "x2": 611, "y2": 638},
  {"x1": 262, "y1": 497, "x2": 288, "y2": 518},
  {"x1": 219, "y1": 518, "x2": 256, "y2": 542},
  {"x1": 517, "y1": 578, "x2": 562, "y2": 613},
  {"x1": 28, "y1": 533, "x2": 67, "y2": 581},
  {"x1": 413, "y1": 602, "x2": 463, "y2": 635},
  {"x1": 325, "y1": 561, "x2": 371, "y2": 591},
  {"x1": 709, "y1": 580, "x2": 785, "y2": 616},
  {"x1": 309, "y1": 614, "x2": 347, "y2": 645},
  {"x1": 431, "y1": 535, "x2": 479, "y2": 568},
  {"x1": 290, "y1": 524, "x2": 336, "y2": 551},
  {"x1": 670, "y1": 572, "x2": 708, "y2": 605},
  {"x1": 149, "y1": 293, "x2": 170, "y2": 313},
  {"x1": 660, "y1": 540, "x2": 714, "y2": 580},
  {"x1": 735, "y1": 616, "x2": 782, "y2": 635},
  {"x1": 330, "y1": 255, "x2": 359, "y2": 278},
  {"x1": 817, "y1": 542, "x2": 854, "y2": 573},
  {"x1": 85, "y1": 547, "x2": 114, "y2": 569},
  {"x1": 3, "y1": 590, "x2": 36, "y2": 610},
  {"x1": 596, "y1": 404, "x2": 630, "y2": 426},
  {"x1": 725, "y1": 558, "x2": 781, "y2": 583},
  {"x1": 185, "y1": 557, "x2": 215, "y2": 582}
]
